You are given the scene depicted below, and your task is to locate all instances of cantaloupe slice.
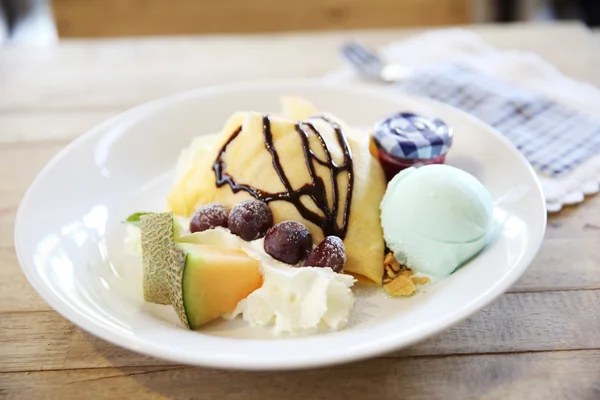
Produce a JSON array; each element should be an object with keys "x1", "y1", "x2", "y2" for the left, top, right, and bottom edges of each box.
[
  {"x1": 169, "y1": 243, "x2": 262, "y2": 329},
  {"x1": 140, "y1": 212, "x2": 181, "y2": 305}
]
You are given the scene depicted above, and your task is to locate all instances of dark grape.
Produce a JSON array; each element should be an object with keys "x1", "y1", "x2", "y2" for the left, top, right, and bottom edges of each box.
[
  {"x1": 304, "y1": 236, "x2": 346, "y2": 273},
  {"x1": 264, "y1": 221, "x2": 312, "y2": 264},
  {"x1": 228, "y1": 200, "x2": 273, "y2": 241},
  {"x1": 189, "y1": 203, "x2": 229, "y2": 233}
]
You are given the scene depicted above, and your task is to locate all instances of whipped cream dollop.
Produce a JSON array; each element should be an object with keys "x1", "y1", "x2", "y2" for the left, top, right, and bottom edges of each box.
[
  {"x1": 226, "y1": 265, "x2": 355, "y2": 334},
  {"x1": 124, "y1": 224, "x2": 143, "y2": 258},
  {"x1": 125, "y1": 225, "x2": 356, "y2": 334}
]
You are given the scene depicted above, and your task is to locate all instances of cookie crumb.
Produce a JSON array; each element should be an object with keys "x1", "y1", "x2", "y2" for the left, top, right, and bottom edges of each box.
[
  {"x1": 382, "y1": 251, "x2": 430, "y2": 294},
  {"x1": 384, "y1": 275, "x2": 416, "y2": 297},
  {"x1": 401, "y1": 270, "x2": 414, "y2": 277},
  {"x1": 385, "y1": 265, "x2": 397, "y2": 279}
]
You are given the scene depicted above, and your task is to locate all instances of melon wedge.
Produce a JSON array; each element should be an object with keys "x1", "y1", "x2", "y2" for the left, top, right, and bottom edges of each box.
[
  {"x1": 170, "y1": 243, "x2": 262, "y2": 330},
  {"x1": 140, "y1": 212, "x2": 181, "y2": 304}
]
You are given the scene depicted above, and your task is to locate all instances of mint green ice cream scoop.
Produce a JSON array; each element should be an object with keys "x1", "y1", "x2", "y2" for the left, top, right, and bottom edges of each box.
[{"x1": 380, "y1": 164, "x2": 494, "y2": 282}]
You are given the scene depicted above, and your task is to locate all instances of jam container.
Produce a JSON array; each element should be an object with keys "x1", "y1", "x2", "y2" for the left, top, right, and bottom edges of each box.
[{"x1": 372, "y1": 112, "x2": 453, "y2": 181}]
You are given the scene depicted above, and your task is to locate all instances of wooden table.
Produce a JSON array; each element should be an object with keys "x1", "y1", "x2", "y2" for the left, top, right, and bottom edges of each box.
[{"x1": 2, "y1": 22, "x2": 600, "y2": 399}]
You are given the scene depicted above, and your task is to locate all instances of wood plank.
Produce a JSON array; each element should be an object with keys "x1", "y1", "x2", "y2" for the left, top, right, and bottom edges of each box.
[
  {"x1": 2, "y1": 290, "x2": 600, "y2": 372},
  {"x1": 0, "y1": 192, "x2": 20, "y2": 250},
  {"x1": 0, "y1": 110, "x2": 118, "y2": 143},
  {"x1": 0, "y1": 144, "x2": 64, "y2": 194},
  {"x1": 52, "y1": 0, "x2": 472, "y2": 37},
  {"x1": 1, "y1": 350, "x2": 599, "y2": 399},
  {"x1": 512, "y1": 236, "x2": 600, "y2": 291},
  {"x1": 0, "y1": 144, "x2": 64, "y2": 250},
  {"x1": 546, "y1": 194, "x2": 600, "y2": 239},
  {"x1": 1, "y1": 23, "x2": 598, "y2": 111},
  {"x1": 0, "y1": 249, "x2": 50, "y2": 312},
  {"x1": 397, "y1": 290, "x2": 600, "y2": 356},
  {"x1": 0, "y1": 310, "x2": 161, "y2": 372}
]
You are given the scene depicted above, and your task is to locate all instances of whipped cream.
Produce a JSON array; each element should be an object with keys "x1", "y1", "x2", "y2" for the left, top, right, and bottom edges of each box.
[
  {"x1": 124, "y1": 224, "x2": 143, "y2": 258},
  {"x1": 226, "y1": 264, "x2": 355, "y2": 334}
]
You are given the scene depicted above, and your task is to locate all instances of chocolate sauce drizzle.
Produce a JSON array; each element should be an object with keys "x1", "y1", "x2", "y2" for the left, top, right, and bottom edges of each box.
[{"x1": 213, "y1": 115, "x2": 354, "y2": 239}]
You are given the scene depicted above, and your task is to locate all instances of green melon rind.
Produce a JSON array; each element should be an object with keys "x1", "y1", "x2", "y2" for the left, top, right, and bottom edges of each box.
[
  {"x1": 140, "y1": 212, "x2": 178, "y2": 305},
  {"x1": 168, "y1": 243, "x2": 192, "y2": 329}
]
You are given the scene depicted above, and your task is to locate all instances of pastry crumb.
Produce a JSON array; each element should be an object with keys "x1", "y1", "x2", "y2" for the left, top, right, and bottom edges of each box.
[
  {"x1": 382, "y1": 252, "x2": 430, "y2": 296},
  {"x1": 385, "y1": 265, "x2": 397, "y2": 278},
  {"x1": 384, "y1": 275, "x2": 416, "y2": 297},
  {"x1": 384, "y1": 253, "x2": 397, "y2": 268}
]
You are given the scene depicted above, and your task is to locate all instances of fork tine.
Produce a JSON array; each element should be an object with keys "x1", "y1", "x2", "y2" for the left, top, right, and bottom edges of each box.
[
  {"x1": 341, "y1": 44, "x2": 368, "y2": 68},
  {"x1": 341, "y1": 41, "x2": 383, "y2": 79},
  {"x1": 341, "y1": 41, "x2": 386, "y2": 80},
  {"x1": 347, "y1": 41, "x2": 381, "y2": 65},
  {"x1": 341, "y1": 42, "x2": 367, "y2": 65}
]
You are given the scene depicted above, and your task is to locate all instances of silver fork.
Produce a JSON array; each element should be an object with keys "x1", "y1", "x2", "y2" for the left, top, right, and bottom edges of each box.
[{"x1": 340, "y1": 41, "x2": 412, "y2": 83}]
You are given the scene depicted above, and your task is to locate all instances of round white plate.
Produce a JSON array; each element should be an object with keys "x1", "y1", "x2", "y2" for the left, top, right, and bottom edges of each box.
[{"x1": 15, "y1": 80, "x2": 546, "y2": 370}]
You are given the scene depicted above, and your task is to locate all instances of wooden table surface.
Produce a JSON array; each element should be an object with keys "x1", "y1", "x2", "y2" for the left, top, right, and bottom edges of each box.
[{"x1": 2, "y1": 22, "x2": 600, "y2": 399}]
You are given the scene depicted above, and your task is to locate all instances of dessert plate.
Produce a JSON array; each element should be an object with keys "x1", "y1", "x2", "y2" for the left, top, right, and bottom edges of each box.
[{"x1": 15, "y1": 80, "x2": 546, "y2": 370}]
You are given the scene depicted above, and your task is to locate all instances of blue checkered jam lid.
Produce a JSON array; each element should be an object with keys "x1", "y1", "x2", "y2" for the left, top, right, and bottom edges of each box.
[{"x1": 373, "y1": 112, "x2": 453, "y2": 160}]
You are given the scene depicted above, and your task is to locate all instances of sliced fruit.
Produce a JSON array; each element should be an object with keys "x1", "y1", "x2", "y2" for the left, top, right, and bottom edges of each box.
[
  {"x1": 169, "y1": 243, "x2": 262, "y2": 329},
  {"x1": 140, "y1": 212, "x2": 181, "y2": 304}
]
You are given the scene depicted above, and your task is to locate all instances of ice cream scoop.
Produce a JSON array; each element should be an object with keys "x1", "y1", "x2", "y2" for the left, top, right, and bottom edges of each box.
[{"x1": 380, "y1": 164, "x2": 494, "y2": 281}]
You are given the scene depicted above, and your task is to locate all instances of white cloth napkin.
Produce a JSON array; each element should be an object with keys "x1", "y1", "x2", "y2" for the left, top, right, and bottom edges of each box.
[{"x1": 325, "y1": 29, "x2": 600, "y2": 212}]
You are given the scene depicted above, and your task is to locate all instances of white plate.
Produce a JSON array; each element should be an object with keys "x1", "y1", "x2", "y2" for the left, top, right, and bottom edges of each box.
[{"x1": 15, "y1": 80, "x2": 546, "y2": 370}]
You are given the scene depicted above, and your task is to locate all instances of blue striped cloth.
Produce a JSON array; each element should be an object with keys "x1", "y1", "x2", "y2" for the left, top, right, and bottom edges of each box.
[{"x1": 395, "y1": 63, "x2": 600, "y2": 176}]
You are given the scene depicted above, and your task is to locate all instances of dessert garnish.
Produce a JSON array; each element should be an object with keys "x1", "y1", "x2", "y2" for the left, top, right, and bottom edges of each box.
[
  {"x1": 372, "y1": 112, "x2": 452, "y2": 181},
  {"x1": 264, "y1": 220, "x2": 313, "y2": 264},
  {"x1": 189, "y1": 203, "x2": 229, "y2": 233},
  {"x1": 228, "y1": 199, "x2": 273, "y2": 241},
  {"x1": 304, "y1": 236, "x2": 347, "y2": 273},
  {"x1": 381, "y1": 252, "x2": 430, "y2": 297}
]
